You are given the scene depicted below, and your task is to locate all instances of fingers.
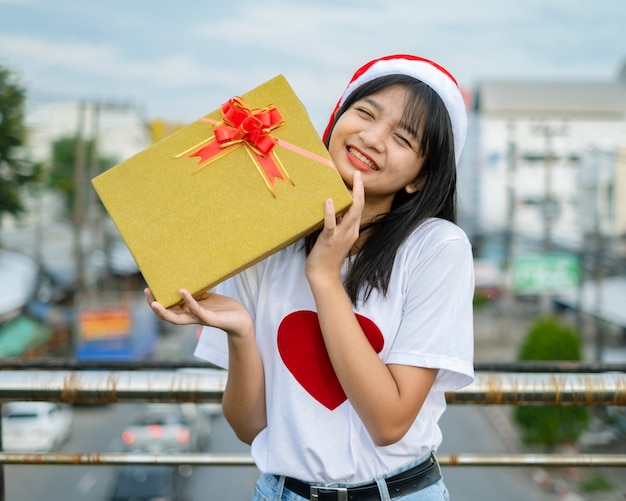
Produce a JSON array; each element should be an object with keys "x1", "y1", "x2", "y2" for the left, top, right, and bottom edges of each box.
[
  {"x1": 148, "y1": 299, "x2": 177, "y2": 322},
  {"x1": 325, "y1": 171, "x2": 364, "y2": 231},
  {"x1": 179, "y1": 289, "x2": 203, "y2": 317},
  {"x1": 337, "y1": 171, "x2": 364, "y2": 227},
  {"x1": 178, "y1": 289, "x2": 219, "y2": 327},
  {"x1": 144, "y1": 287, "x2": 165, "y2": 315},
  {"x1": 324, "y1": 198, "x2": 337, "y2": 231},
  {"x1": 351, "y1": 171, "x2": 364, "y2": 212},
  {"x1": 144, "y1": 287, "x2": 192, "y2": 324}
]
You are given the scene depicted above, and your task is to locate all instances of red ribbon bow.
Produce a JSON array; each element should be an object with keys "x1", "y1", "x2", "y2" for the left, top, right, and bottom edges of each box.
[{"x1": 186, "y1": 98, "x2": 288, "y2": 187}]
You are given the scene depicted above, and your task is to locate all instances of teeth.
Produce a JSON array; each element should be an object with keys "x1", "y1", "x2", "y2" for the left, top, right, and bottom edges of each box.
[{"x1": 349, "y1": 147, "x2": 378, "y2": 170}]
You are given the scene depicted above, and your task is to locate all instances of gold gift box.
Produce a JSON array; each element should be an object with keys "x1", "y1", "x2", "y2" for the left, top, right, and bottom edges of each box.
[{"x1": 92, "y1": 75, "x2": 352, "y2": 307}]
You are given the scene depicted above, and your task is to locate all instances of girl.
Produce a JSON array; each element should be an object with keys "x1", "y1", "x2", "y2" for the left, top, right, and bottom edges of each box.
[{"x1": 146, "y1": 54, "x2": 474, "y2": 500}]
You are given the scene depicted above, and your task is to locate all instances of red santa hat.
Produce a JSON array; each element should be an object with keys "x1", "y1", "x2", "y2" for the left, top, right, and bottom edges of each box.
[{"x1": 323, "y1": 54, "x2": 467, "y2": 164}]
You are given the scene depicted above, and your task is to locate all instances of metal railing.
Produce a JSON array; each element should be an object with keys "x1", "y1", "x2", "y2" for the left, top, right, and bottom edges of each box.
[
  {"x1": 1, "y1": 368, "x2": 625, "y2": 407},
  {"x1": 1, "y1": 361, "x2": 625, "y2": 469}
]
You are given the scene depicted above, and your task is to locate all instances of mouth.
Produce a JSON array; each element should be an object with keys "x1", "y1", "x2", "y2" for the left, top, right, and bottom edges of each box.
[{"x1": 347, "y1": 146, "x2": 379, "y2": 171}]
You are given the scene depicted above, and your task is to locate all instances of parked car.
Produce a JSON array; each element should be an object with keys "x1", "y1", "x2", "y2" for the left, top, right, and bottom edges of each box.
[
  {"x1": 120, "y1": 403, "x2": 208, "y2": 453},
  {"x1": 108, "y1": 465, "x2": 191, "y2": 501},
  {"x1": 1, "y1": 401, "x2": 73, "y2": 452}
]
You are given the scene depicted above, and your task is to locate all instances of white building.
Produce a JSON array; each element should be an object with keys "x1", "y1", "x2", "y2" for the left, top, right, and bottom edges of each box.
[
  {"x1": 26, "y1": 100, "x2": 149, "y2": 162},
  {"x1": 464, "y1": 71, "x2": 626, "y2": 257}
]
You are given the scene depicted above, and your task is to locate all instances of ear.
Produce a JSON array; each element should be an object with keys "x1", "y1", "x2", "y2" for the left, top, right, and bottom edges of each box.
[{"x1": 404, "y1": 172, "x2": 428, "y2": 194}]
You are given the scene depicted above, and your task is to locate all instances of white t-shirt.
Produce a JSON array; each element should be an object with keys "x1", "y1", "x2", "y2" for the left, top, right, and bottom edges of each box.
[{"x1": 195, "y1": 217, "x2": 474, "y2": 483}]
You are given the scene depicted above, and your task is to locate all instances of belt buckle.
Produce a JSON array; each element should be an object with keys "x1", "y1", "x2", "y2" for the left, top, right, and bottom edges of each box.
[{"x1": 310, "y1": 485, "x2": 348, "y2": 501}]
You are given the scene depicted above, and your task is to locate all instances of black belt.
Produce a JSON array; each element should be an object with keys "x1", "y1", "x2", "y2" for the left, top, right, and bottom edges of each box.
[{"x1": 280, "y1": 453, "x2": 441, "y2": 500}]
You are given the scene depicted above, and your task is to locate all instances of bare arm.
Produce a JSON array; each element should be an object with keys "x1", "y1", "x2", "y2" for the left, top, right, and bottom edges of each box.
[
  {"x1": 144, "y1": 288, "x2": 266, "y2": 444},
  {"x1": 304, "y1": 173, "x2": 437, "y2": 446}
]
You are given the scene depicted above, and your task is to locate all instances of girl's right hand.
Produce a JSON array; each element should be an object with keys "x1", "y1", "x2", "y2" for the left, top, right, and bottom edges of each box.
[
  {"x1": 305, "y1": 170, "x2": 364, "y2": 286},
  {"x1": 144, "y1": 288, "x2": 253, "y2": 338}
]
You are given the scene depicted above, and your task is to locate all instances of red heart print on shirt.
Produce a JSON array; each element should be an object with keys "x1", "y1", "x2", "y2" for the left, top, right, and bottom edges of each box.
[{"x1": 277, "y1": 310, "x2": 384, "y2": 410}]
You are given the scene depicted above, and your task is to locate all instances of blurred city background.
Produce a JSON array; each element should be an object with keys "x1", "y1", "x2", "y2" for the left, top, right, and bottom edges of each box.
[{"x1": 1, "y1": 1, "x2": 626, "y2": 500}]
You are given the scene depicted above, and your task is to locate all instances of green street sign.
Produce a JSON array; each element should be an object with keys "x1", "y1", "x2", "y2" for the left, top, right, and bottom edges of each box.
[{"x1": 513, "y1": 254, "x2": 580, "y2": 294}]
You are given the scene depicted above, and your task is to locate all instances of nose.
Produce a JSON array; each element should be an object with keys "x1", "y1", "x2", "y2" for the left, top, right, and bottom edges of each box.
[{"x1": 358, "y1": 122, "x2": 386, "y2": 152}]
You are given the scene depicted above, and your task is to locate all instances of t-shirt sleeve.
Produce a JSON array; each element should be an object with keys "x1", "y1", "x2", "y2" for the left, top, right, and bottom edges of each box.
[
  {"x1": 385, "y1": 227, "x2": 475, "y2": 391},
  {"x1": 193, "y1": 265, "x2": 260, "y2": 369}
]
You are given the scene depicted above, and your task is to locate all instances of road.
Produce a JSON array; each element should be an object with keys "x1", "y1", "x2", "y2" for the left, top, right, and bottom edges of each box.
[
  {"x1": 3, "y1": 403, "x2": 259, "y2": 501},
  {"x1": 5, "y1": 403, "x2": 130, "y2": 500},
  {"x1": 439, "y1": 405, "x2": 554, "y2": 501}
]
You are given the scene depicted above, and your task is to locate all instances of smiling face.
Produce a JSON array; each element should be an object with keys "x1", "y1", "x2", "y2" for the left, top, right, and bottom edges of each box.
[{"x1": 328, "y1": 84, "x2": 427, "y2": 218}]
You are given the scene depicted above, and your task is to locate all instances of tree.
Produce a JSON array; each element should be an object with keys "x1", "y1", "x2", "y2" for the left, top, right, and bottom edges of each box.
[
  {"x1": 0, "y1": 65, "x2": 41, "y2": 224},
  {"x1": 49, "y1": 135, "x2": 116, "y2": 215},
  {"x1": 513, "y1": 315, "x2": 590, "y2": 449}
]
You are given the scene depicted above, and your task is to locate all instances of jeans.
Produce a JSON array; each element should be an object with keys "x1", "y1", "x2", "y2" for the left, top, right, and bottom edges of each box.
[{"x1": 251, "y1": 454, "x2": 450, "y2": 501}]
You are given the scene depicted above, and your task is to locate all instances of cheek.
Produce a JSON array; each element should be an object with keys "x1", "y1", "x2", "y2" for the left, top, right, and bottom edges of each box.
[
  {"x1": 327, "y1": 118, "x2": 348, "y2": 148},
  {"x1": 390, "y1": 153, "x2": 421, "y2": 177},
  {"x1": 327, "y1": 134, "x2": 340, "y2": 156},
  {"x1": 327, "y1": 128, "x2": 350, "y2": 168}
]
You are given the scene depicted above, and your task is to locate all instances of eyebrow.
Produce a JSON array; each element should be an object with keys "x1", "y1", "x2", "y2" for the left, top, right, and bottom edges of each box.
[
  {"x1": 361, "y1": 96, "x2": 383, "y2": 112},
  {"x1": 359, "y1": 95, "x2": 419, "y2": 145},
  {"x1": 361, "y1": 97, "x2": 409, "y2": 129}
]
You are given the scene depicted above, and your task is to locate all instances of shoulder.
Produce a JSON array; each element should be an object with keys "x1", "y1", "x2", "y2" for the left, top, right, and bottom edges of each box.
[
  {"x1": 415, "y1": 217, "x2": 469, "y2": 239},
  {"x1": 386, "y1": 219, "x2": 474, "y2": 291},
  {"x1": 402, "y1": 218, "x2": 471, "y2": 256}
]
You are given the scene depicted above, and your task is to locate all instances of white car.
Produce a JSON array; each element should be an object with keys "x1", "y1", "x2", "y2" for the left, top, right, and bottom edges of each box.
[{"x1": 1, "y1": 401, "x2": 73, "y2": 452}]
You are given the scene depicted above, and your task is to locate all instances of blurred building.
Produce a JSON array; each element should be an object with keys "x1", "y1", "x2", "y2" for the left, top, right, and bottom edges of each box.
[
  {"x1": 464, "y1": 65, "x2": 626, "y2": 256},
  {"x1": 26, "y1": 100, "x2": 150, "y2": 166},
  {"x1": 2, "y1": 101, "x2": 151, "y2": 286}
]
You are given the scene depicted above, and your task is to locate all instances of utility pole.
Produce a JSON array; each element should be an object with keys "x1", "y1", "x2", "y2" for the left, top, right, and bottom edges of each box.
[
  {"x1": 543, "y1": 127, "x2": 555, "y2": 252},
  {"x1": 589, "y1": 148, "x2": 615, "y2": 362},
  {"x1": 502, "y1": 121, "x2": 517, "y2": 313},
  {"x1": 86, "y1": 102, "x2": 101, "y2": 299},
  {"x1": 71, "y1": 101, "x2": 87, "y2": 358},
  {"x1": 531, "y1": 121, "x2": 568, "y2": 313},
  {"x1": 73, "y1": 102, "x2": 87, "y2": 298}
]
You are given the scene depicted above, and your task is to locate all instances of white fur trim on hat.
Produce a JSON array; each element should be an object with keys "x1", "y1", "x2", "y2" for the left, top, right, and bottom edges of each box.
[{"x1": 325, "y1": 55, "x2": 467, "y2": 164}]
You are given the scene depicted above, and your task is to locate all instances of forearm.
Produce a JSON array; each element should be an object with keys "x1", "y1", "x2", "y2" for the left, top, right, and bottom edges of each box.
[
  {"x1": 309, "y1": 277, "x2": 430, "y2": 446},
  {"x1": 221, "y1": 325, "x2": 267, "y2": 445}
]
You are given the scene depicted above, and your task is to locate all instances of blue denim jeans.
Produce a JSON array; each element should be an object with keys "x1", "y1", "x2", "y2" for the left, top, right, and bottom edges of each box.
[{"x1": 251, "y1": 454, "x2": 450, "y2": 501}]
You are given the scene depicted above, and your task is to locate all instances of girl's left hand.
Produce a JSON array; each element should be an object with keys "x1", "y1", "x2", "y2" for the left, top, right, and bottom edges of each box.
[
  {"x1": 305, "y1": 171, "x2": 364, "y2": 284},
  {"x1": 144, "y1": 287, "x2": 253, "y2": 338}
]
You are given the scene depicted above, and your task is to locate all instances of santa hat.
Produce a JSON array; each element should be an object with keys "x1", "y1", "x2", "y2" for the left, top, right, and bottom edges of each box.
[{"x1": 323, "y1": 54, "x2": 467, "y2": 164}]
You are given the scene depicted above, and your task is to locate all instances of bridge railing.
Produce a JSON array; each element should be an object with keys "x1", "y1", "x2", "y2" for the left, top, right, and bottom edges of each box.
[{"x1": 1, "y1": 361, "x2": 625, "y2": 470}]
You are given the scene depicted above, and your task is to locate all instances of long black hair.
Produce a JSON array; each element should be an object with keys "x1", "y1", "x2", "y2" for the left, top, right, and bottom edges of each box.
[{"x1": 304, "y1": 74, "x2": 458, "y2": 304}]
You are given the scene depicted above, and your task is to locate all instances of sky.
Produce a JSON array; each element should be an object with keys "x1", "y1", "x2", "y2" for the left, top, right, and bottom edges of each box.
[{"x1": 1, "y1": 0, "x2": 625, "y2": 132}]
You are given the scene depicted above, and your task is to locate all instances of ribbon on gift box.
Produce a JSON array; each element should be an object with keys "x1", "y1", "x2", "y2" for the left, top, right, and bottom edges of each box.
[{"x1": 178, "y1": 97, "x2": 335, "y2": 195}]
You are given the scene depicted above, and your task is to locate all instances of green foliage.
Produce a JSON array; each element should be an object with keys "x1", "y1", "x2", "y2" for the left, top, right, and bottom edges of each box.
[
  {"x1": 514, "y1": 405, "x2": 589, "y2": 449},
  {"x1": 472, "y1": 291, "x2": 491, "y2": 308},
  {"x1": 580, "y1": 472, "x2": 614, "y2": 492},
  {"x1": 0, "y1": 65, "x2": 41, "y2": 219},
  {"x1": 49, "y1": 135, "x2": 116, "y2": 214},
  {"x1": 517, "y1": 316, "x2": 582, "y2": 361},
  {"x1": 513, "y1": 315, "x2": 590, "y2": 449}
]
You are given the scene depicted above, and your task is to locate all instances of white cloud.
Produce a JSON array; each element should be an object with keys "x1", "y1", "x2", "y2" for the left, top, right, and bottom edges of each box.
[
  {"x1": 0, "y1": 33, "x2": 240, "y2": 91},
  {"x1": 1, "y1": 0, "x2": 624, "y2": 122}
]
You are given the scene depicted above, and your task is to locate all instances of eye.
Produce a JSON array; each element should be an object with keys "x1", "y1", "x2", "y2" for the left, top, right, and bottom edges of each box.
[
  {"x1": 354, "y1": 106, "x2": 374, "y2": 119},
  {"x1": 393, "y1": 132, "x2": 414, "y2": 149}
]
